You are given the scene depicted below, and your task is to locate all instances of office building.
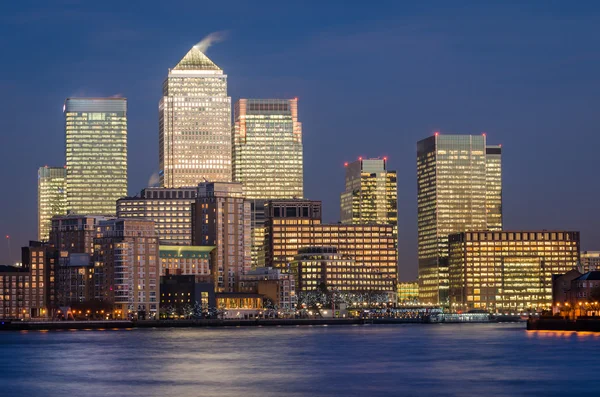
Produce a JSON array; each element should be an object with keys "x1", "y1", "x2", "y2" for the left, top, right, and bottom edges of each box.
[
  {"x1": 37, "y1": 166, "x2": 67, "y2": 241},
  {"x1": 580, "y1": 251, "x2": 600, "y2": 272},
  {"x1": 159, "y1": 245, "x2": 214, "y2": 277},
  {"x1": 290, "y1": 246, "x2": 392, "y2": 293},
  {"x1": 94, "y1": 219, "x2": 159, "y2": 319},
  {"x1": 232, "y1": 98, "x2": 303, "y2": 199},
  {"x1": 159, "y1": 45, "x2": 231, "y2": 188},
  {"x1": 117, "y1": 187, "x2": 197, "y2": 245},
  {"x1": 64, "y1": 98, "x2": 127, "y2": 215},
  {"x1": 239, "y1": 267, "x2": 296, "y2": 309},
  {"x1": 397, "y1": 281, "x2": 419, "y2": 304},
  {"x1": 57, "y1": 252, "x2": 94, "y2": 306},
  {"x1": 340, "y1": 158, "x2": 397, "y2": 242},
  {"x1": 265, "y1": 200, "x2": 397, "y2": 293},
  {"x1": 191, "y1": 182, "x2": 251, "y2": 292},
  {"x1": 417, "y1": 134, "x2": 502, "y2": 305},
  {"x1": 448, "y1": 230, "x2": 579, "y2": 313}
]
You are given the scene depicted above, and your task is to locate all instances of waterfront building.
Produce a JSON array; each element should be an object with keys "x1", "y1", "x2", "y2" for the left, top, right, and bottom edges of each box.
[
  {"x1": 264, "y1": 200, "x2": 397, "y2": 293},
  {"x1": 397, "y1": 281, "x2": 419, "y2": 304},
  {"x1": 340, "y1": 158, "x2": 397, "y2": 243},
  {"x1": 290, "y1": 246, "x2": 391, "y2": 293},
  {"x1": 580, "y1": 251, "x2": 600, "y2": 272},
  {"x1": 94, "y1": 219, "x2": 159, "y2": 319},
  {"x1": 159, "y1": 45, "x2": 231, "y2": 188},
  {"x1": 448, "y1": 231, "x2": 579, "y2": 313},
  {"x1": 37, "y1": 166, "x2": 67, "y2": 241},
  {"x1": 567, "y1": 272, "x2": 600, "y2": 315},
  {"x1": 216, "y1": 293, "x2": 263, "y2": 318},
  {"x1": 232, "y1": 98, "x2": 303, "y2": 199},
  {"x1": 159, "y1": 245, "x2": 213, "y2": 277},
  {"x1": 64, "y1": 98, "x2": 127, "y2": 215},
  {"x1": 159, "y1": 274, "x2": 215, "y2": 317},
  {"x1": 0, "y1": 242, "x2": 57, "y2": 320},
  {"x1": 552, "y1": 269, "x2": 582, "y2": 312},
  {"x1": 191, "y1": 182, "x2": 251, "y2": 292},
  {"x1": 417, "y1": 133, "x2": 503, "y2": 305},
  {"x1": 117, "y1": 187, "x2": 198, "y2": 245},
  {"x1": 249, "y1": 199, "x2": 267, "y2": 268},
  {"x1": 51, "y1": 215, "x2": 110, "y2": 304},
  {"x1": 239, "y1": 267, "x2": 296, "y2": 309}
]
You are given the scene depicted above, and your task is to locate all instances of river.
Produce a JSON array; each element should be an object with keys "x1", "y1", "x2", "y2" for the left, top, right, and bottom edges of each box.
[{"x1": 1, "y1": 323, "x2": 598, "y2": 396}]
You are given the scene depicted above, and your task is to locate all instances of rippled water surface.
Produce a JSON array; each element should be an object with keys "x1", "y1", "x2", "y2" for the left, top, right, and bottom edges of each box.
[{"x1": 1, "y1": 323, "x2": 599, "y2": 396}]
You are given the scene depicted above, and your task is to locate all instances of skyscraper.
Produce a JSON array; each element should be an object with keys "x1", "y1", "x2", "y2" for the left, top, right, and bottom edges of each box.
[
  {"x1": 232, "y1": 98, "x2": 303, "y2": 199},
  {"x1": 37, "y1": 166, "x2": 67, "y2": 241},
  {"x1": 159, "y1": 46, "x2": 231, "y2": 188},
  {"x1": 340, "y1": 158, "x2": 397, "y2": 242},
  {"x1": 232, "y1": 98, "x2": 303, "y2": 268},
  {"x1": 417, "y1": 133, "x2": 502, "y2": 305},
  {"x1": 64, "y1": 98, "x2": 127, "y2": 215}
]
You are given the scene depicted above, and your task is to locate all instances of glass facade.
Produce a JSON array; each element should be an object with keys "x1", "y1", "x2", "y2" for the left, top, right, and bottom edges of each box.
[
  {"x1": 232, "y1": 98, "x2": 303, "y2": 199},
  {"x1": 159, "y1": 46, "x2": 231, "y2": 188},
  {"x1": 397, "y1": 281, "x2": 419, "y2": 304},
  {"x1": 64, "y1": 98, "x2": 127, "y2": 216},
  {"x1": 417, "y1": 134, "x2": 502, "y2": 305},
  {"x1": 37, "y1": 166, "x2": 67, "y2": 241},
  {"x1": 448, "y1": 231, "x2": 580, "y2": 313},
  {"x1": 340, "y1": 158, "x2": 397, "y2": 245}
]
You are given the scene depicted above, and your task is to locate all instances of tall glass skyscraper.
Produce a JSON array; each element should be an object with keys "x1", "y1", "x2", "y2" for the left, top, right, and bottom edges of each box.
[
  {"x1": 232, "y1": 99, "x2": 303, "y2": 268},
  {"x1": 37, "y1": 166, "x2": 67, "y2": 241},
  {"x1": 417, "y1": 134, "x2": 502, "y2": 305},
  {"x1": 232, "y1": 98, "x2": 303, "y2": 199},
  {"x1": 340, "y1": 158, "x2": 397, "y2": 230},
  {"x1": 64, "y1": 98, "x2": 127, "y2": 215},
  {"x1": 159, "y1": 46, "x2": 231, "y2": 187}
]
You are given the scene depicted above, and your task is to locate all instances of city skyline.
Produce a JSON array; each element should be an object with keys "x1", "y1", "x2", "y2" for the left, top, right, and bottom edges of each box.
[{"x1": 2, "y1": 1, "x2": 600, "y2": 282}]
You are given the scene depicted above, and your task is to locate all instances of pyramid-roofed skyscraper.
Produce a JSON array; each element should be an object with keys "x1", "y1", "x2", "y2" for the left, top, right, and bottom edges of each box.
[{"x1": 159, "y1": 45, "x2": 231, "y2": 187}]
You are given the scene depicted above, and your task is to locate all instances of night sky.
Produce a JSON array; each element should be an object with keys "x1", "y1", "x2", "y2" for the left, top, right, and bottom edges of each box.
[{"x1": 1, "y1": 1, "x2": 599, "y2": 279}]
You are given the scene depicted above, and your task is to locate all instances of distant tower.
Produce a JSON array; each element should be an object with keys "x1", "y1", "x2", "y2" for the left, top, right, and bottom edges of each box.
[
  {"x1": 64, "y1": 98, "x2": 127, "y2": 215},
  {"x1": 37, "y1": 166, "x2": 67, "y2": 241},
  {"x1": 417, "y1": 133, "x2": 503, "y2": 305},
  {"x1": 340, "y1": 158, "x2": 398, "y2": 243},
  {"x1": 232, "y1": 98, "x2": 303, "y2": 268},
  {"x1": 159, "y1": 45, "x2": 231, "y2": 187}
]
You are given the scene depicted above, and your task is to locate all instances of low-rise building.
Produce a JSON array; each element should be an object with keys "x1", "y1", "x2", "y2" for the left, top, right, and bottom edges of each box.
[
  {"x1": 239, "y1": 267, "x2": 296, "y2": 309},
  {"x1": 290, "y1": 246, "x2": 392, "y2": 293},
  {"x1": 449, "y1": 230, "x2": 580, "y2": 313},
  {"x1": 159, "y1": 274, "x2": 215, "y2": 317},
  {"x1": 398, "y1": 281, "x2": 419, "y2": 304},
  {"x1": 216, "y1": 293, "x2": 263, "y2": 318}
]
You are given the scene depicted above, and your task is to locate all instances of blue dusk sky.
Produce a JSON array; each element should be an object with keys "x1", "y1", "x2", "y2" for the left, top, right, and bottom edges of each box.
[{"x1": 0, "y1": 0, "x2": 599, "y2": 279}]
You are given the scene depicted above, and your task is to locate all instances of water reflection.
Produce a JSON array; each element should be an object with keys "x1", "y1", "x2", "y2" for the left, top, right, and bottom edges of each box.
[{"x1": 1, "y1": 323, "x2": 599, "y2": 396}]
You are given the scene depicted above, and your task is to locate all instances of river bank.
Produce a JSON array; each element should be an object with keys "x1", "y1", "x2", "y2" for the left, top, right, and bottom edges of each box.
[{"x1": 527, "y1": 317, "x2": 600, "y2": 332}]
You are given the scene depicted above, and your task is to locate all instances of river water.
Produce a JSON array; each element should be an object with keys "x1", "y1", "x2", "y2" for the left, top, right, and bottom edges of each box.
[{"x1": 0, "y1": 323, "x2": 598, "y2": 396}]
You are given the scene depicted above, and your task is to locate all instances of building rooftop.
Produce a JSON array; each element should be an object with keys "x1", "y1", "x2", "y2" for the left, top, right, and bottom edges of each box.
[
  {"x1": 173, "y1": 47, "x2": 221, "y2": 71},
  {"x1": 574, "y1": 271, "x2": 600, "y2": 281}
]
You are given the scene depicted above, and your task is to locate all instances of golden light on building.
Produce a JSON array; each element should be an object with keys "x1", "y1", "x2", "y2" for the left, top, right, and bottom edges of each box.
[
  {"x1": 417, "y1": 134, "x2": 502, "y2": 305},
  {"x1": 448, "y1": 231, "x2": 580, "y2": 313},
  {"x1": 37, "y1": 166, "x2": 66, "y2": 241},
  {"x1": 64, "y1": 98, "x2": 127, "y2": 215},
  {"x1": 159, "y1": 46, "x2": 231, "y2": 188},
  {"x1": 340, "y1": 157, "x2": 397, "y2": 245},
  {"x1": 233, "y1": 98, "x2": 303, "y2": 200}
]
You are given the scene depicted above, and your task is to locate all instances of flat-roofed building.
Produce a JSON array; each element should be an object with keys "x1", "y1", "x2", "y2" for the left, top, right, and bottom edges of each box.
[
  {"x1": 117, "y1": 187, "x2": 198, "y2": 245},
  {"x1": 290, "y1": 246, "x2": 391, "y2": 293},
  {"x1": 580, "y1": 251, "x2": 600, "y2": 272},
  {"x1": 264, "y1": 200, "x2": 397, "y2": 294},
  {"x1": 159, "y1": 245, "x2": 214, "y2": 277},
  {"x1": 449, "y1": 230, "x2": 580, "y2": 313},
  {"x1": 397, "y1": 281, "x2": 419, "y2": 304},
  {"x1": 37, "y1": 166, "x2": 67, "y2": 241},
  {"x1": 239, "y1": 267, "x2": 296, "y2": 309}
]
